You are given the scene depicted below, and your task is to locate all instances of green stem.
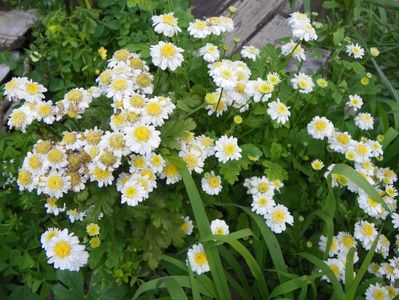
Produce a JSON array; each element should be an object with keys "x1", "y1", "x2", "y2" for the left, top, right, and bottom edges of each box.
[
  {"x1": 84, "y1": 0, "x2": 92, "y2": 9},
  {"x1": 215, "y1": 88, "x2": 224, "y2": 112},
  {"x1": 184, "y1": 103, "x2": 206, "y2": 120}
]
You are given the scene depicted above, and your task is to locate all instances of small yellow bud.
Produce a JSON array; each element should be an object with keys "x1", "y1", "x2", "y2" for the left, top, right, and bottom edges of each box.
[
  {"x1": 377, "y1": 135, "x2": 384, "y2": 142},
  {"x1": 360, "y1": 77, "x2": 369, "y2": 85},
  {"x1": 95, "y1": 69, "x2": 100, "y2": 75},
  {"x1": 317, "y1": 78, "x2": 328, "y2": 88},
  {"x1": 306, "y1": 241, "x2": 312, "y2": 248},
  {"x1": 228, "y1": 6, "x2": 237, "y2": 14},
  {"x1": 223, "y1": 44, "x2": 229, "y2": 50},
  {"x1": 86, "y1": 223, "x2": 100, "y2": 236},
  {"x1": 98, "y1": 47, "x2": 107, "y2": 60},
  {"x1": 370, "y1": 47, "x2": 380, "y2": 57},
  {"x1": 233, "y1": 115, "x2": 243, "y2": 124},
  {"x1": 311, "y1": 159, "x2": 324, "y2": 170},
  {"x1": 233, "y1": 37, "x2": 240, "y2": 43},
  {"x1": 90, "y1": 237, "x2": 101, "y2": 248}
]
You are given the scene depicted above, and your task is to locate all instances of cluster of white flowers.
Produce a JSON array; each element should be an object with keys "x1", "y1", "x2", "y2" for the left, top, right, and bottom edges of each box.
[
  {"x1": 288, "y1": 12, "x2": 318, "y2": 42},
  {"x1": 41, "y1": 228, "x2": 88, "y2": 271},
  {"x1": 243, "y1": 176, "x2": 293, "y2": 233},
  {"x1": 188, "y1": 16, "x2": 234, "y2": 39}
]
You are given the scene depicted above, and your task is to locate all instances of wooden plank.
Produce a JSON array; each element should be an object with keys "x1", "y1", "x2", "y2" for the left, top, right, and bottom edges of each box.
[
  {"x1": 192, "y1": 0, "x2": 236, "y2": 18},
  {"x1": 224, "y1": 0, "x2": 286, "y2": 49},
  {"x1": 245, "y1": 15, "x2": 291, "y2": 48}
]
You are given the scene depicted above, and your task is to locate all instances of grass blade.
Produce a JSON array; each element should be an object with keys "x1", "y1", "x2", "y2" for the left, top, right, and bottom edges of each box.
[
  {"x1": 132, "y1": 276, "x2": 190, "y2": 300},
  {"x1": 331, "y1": 164, "x2": 390, "y2": 212},
  {"x1": 367, "y1": 0, "x2": 399, "y2": 9},
  {"x1": 381, "y1": 127, "x2": 398, "y2": 149},
  {"x1": 344, "y1": 247, "x2": 355, "y2": 292},
  {"x1": 170, "y1": 156, "x2": 231, "y2": 300},
  {"x1": 345, "y1": 233, "x2": 381, "y2": 299},
  {"x1": 371, "y1": 57, "x2": 399, "y2": 103},
  {"x1": 203, "y1": 234, "x2": 269, "y2": 298},
  {"x1": 299, "y1": 253, "x2": 344, "y2": 299}
]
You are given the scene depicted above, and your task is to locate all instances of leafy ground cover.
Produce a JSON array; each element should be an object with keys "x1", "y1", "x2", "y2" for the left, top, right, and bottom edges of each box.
[{"x1": 1, "y1": 0, "x2": 399, "y2": 299}]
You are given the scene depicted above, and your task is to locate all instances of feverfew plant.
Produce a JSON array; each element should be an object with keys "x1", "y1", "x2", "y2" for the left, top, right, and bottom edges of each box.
[{"x1": 2, "y1": 5, "x2": 399, "y2": 300}]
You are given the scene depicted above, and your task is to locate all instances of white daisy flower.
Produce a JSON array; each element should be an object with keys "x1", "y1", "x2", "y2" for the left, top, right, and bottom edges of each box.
[
  {"x1": 346, "y1": 43, "x2": 365, "y2": 59},
  {"x1": 355, "y1": 113, "x2": 374, "y2": 130},
  {"x1": 22, "y1": 79, "x2": 47, "y2": 102},
  {"x1": 201, "y1": 171, "x2": 222, "y2": 195},
  {"x1": 17, "y1": 169, "x2": 37, "y2": 192},
  {"x1": 124, "y1": 123, "x2": 161, "y2": 155},
  {"x1": 187, "y1": 243, "x2": 210, "y2": 275},
  {"x1": 45, "y1": 197, "x2": 66, "y2": 216},
  {"x1": 376, "y1": 234, "x2": 390, "y2": 258},
  {"x1": 251, "y1": 194, "x2": 275, "y2": 216},
  {"x1": 322, "y1": 258, "x2": 344, "y2": 283},
  {"x1": 121, "y1": 176, "x2": 147, "y2": 207},
  {"x1": 292, "y1": 22, "x2": 318, "y2": 41},
  {"x1": 3, "y1": 77, "x2": 28, "y2": 100},
  {"x1": 150, "y1": 41, "x2": 184, "y2": 71},
  {"x1": 357, "y1": 193, "x2": 383, "y2": 218},
  {"x1": 249, "y1": 176, "x2": 275, "y2": 197},
  {"x1": 23, "y1": 151, "x2": 45, "y2": 175},
  {"x1": 41, "y1": 227, "x2": 61, "y2": 251},
  {"x1": 142, "y1": 97, "x2": 170, "y2": 126},
  {"x1": 189, "y1": 19, "x2": 211, "y2": 38},
  {"x1": 307, "y1": 116, "x2": 334, "y2": 139},
  {"x1": 160, "y1": 161, "x2": 182, "y2": 184},
  {"x1": 291, "y1": 72, "x2": 314, "y2": 94},
  {"x1": 265, "y1": 205, "x2": 293, "y2": 234},
  {"x1": 179, "y1": 148, "x2": 204, "y2": 174},
  {"x1": 44, "y1": 146, "x2": 68, "y2": 169},
  {"x1": 180, "y1": 216, "x2": 194, "y2": 236},
  {"x1": 199, "y1": 43, "x2": 220, "y2": 63},
  {"x1": 328, "y1": 131, "x2": 353, "y2": 154},
  {"x1": 318, "y1": 235, "x2": 340, "y2": 257},
  {"x1": 146, "y1": 152, "x2": 165, "y2": 174},
  {"x1": 39, "y1": 171, "x2": 71, "y2": 198},
  {"x1": 288, "y1": 12, "x2": 310, "y2": 27},
  {"x1": 66, "y1": 209, "x2": 86, "y2": 223},
  {"x1": 354, "y1": 220, "x2": 378, "y2": 250},
  {"x1": 241, "y1": 45, "x2": 260, "y2": 61},
  {"x1": 376, "y1": 167, "x2": 397, "y2": 185},
  {"x1": 151, "y1": 12, "x2": 181, "y2": 37},
  {"x1": 88, "y1": 164, "x2": 114, "y2": 187},
  {"x1": 214, "y1": 135, "x2": 242, "y2": 163},
  {"x1": 365, "y1": 283, "x2": 389, "y2": 300},
  {"x1": 247, "y1": 78, "x2": 273, "y2": 103},
  {"x1": 267, "y1": 99, "x2": 291, "y2": 124},
  {"x1": 35, "y1": 100, "x2": 56, "y2": 124},
  {"x1": 210, "y1": 219, "x2": 229, "y2": 235},
  {"x1": 281, "y1": 41, "x2": 306, "y2": 61},
  {"x1": 45, "y1": 228, "x2": 89, "y2": 271},
  {"x1": 7, "y1": 105, "x2": 34, "y2": 132},
  {"x1": 347, "y1": 94, "x2": 363, "y2": 111}
]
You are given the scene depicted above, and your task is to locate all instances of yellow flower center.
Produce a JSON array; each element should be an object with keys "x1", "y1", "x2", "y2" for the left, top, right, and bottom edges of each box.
[
  {"x1": 18, "y1": 170, "x2": 32, "y2": 185},
  {"x1": 258, "y1": 197, "x2": 268, "y2": 206},
  {"x1": 180, "y1": 222, "x2": 189, "y2": 233},
  {"x1": 5, "y1": 79, "x2": 17, "y2": 91},
  {"x1": 298, "y1": 80, "x2": 309, "y2": 90},
  {"x1": 276, "y1": 103, "x2": 288, "y2": 114},
  {"x1": 160, "y1": 44, "x2": 177, "y2": 57},
  {"x1": 342, "y1": 235, "x2": 355, "y2": 248},
  {"x1": 130, "y1": 57, "x2": 144, "y2": 69},
  {"x1": 10, "y1": 110, "x2": 26, "y2": 125},
  {"x1": 271, "y1": 210, "x2": 285, "y2": 223},
  {"x1": 235, "y1": 82, "x2": 246, "y2": 94},
  {"x1": 45, "y1": 231, "x2": 57, "y2": 242},
  {"x1": 47, "y1": 175, "x2": 64, "y2": 191},
  {"x1": 112, "y1": 78, "x2": 128, "y2": 91},
  {"x1": 109, "y1": 134, "x2": 125, "y2": 149},
  {"x1": 90, "y1": 237, "x2": 101, "y2": 248},
  {"x1": 336, "y1": 133, "x2": 350, "y2": 145},
  {"x1": 165, "y1": 163, "x2": 178, "y2": 177},
  {"x1": 314, "y1": 120, "x2": 327, "y2": 132},
  {"x1": 373, "y1": 289, "x2": 385, "y2": 300},
  {"x1": 53, "y1": 240, "x2": 72, "y2": 258},
  {"x1": 223, "y1": 144, "x2": 236, "y2": 156},
  {"x1": 330, "y1": 264, "x2": 340, "y2": 277},
  {"x1": 35, "y1": 141, "x2": 52, "y2": 154},
  {"x1": 28, "y1": 155, "x2": 42, "y2": 170},
  {"x1": 183, "y1": 154, "x2": 198, "y2": 168},
  {"x1": 47, "y1": 149, "x2": 64, "y2": 163},
  {"x1": 63, "y1": 132, "x2": 76, "y2": 145},
  {"x1": 362, "y1": 224, "x2": 375, "y2": 236},
  {"x1": 47, "y1": 197, "x2": 57, "y2": 207},
  {"x1": 258, "y1": 182, "x2": 269, "y2": 193},
  {"x1": 356, "y1": 144, "x2": 368, "y2": 155},
  {"x1": 146, "y1": 102, "x2": 162, "y2": 116},
  {"x1": 367, "y1": 197, "x2": 378, "y2": 207},
  {"x1": 136, "y1": 73, "x2": 152, "y2": 87},
  {"x1": 215, "y1": 227, "x2": 225, "y2": 235},
  {"x1": 161, "y1": 14, "x2": 177, "y2": 25},
  {"x1": 194, "y1": 251, "x2": 207, "y2": 266},
  {"x1": 99, "y1": 151, "x2": 117, "y2": 167},
  {"x1": 208, "y1": 176, "x2": 220, "y2": 188},
  {"x1": 99, "y1": 70, "x2": 111, "y2": 85},
  {"x1": 133, "y1": 126, "x2": 150, "y2": 142},
  {"x1": 26, "y1": 82, "x2": 39, "y2": 94},
  {"x1": 93, "y1": 167, "x2": 110, "y2": 181},
  {"x1": 66, "y1": 89, "x2": 83, "y2": 104},
  {"x1": 195, "y1": 20, "x2": 207, "y2": 30},
  {"x1": 114, "y1": 49, "x2": 129, "y2": 61}
]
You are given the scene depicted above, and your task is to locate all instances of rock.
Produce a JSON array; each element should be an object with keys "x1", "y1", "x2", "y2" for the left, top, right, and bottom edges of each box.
[
  {"x1": 0, "y1": 51, "x2": 19, "y2": 83},
  {"x1": 0, "y1": 9, "x2": 37, "y2": 51}
]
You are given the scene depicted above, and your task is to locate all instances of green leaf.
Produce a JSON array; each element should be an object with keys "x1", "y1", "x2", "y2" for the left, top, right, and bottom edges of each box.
[
  {"x1": 371, "y1": 58, "x2": 399, "y2": 103},
  {"x1": 53, "y1": 271, "x2": 85, "y2": 300},
  {"x1": 382, "y1": 127, "x2": 398, "y2": 150},
  {"x1": 333, "y1": 28, "x2": 345, "y2": 46},
  {"x1": 344, "y1": 248, "x2": 355, "y2": 292}
]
